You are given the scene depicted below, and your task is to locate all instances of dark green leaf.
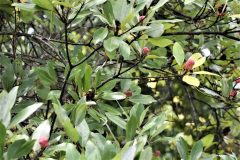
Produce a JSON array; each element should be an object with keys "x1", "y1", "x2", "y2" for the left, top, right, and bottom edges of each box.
[
  {"x1": 93, "y1": 27, "x2": 108, "y2": 44},
  {"x1": 126, "y1": 115, "x2": 137, "y2": 141},
  {"x1": 129, "y1": 95, "x2": 156, "y2": 104},
  {"x1": 9, "y1": 103, "x2": 43, "y2": 128},
  {"x1": 176, "y1": 137, "x2": 189, "y2": 160},
  {"x1": 0, "y1": 122, "x2": 6, "y2": 159},
  {"x1": 190, "y1": 140, "x2": 203, "y2": 160},
  {"x1": 173, "y1": 42, "x2": 185, "y2": 65},
  {"x1": 7, "y1": 139, "x2": 35, "y2": 159}
]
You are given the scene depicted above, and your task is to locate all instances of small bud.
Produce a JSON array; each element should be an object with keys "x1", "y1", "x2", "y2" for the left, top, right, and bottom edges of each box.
[
  {"x1": 39, "y1": 136, "x2": 49, "y2": 149},
  {"x1": 218, "y1": 12, "x2": 225, "y2": 17},
  {"x1": 183, "y1": 58, "x2": 195, "y2": 71},
  {"x1": 139, "y1": 16, "x2": 145, "y2": 21},
  {"x1": 142, "y1": 47, "x2": 150, "y2": 56},
  {"x1": 235, "y1": 77, "x2": 240, "y2": 84},
  {"x1": 229, "y1": 90, "x2": 237, "y2": 97},
  {"x1": 154, "y1": 150, "x2": 161, "y2": 157},
  {"x1": 124, "y1": 90, "x2": 132, "y2": 97}
]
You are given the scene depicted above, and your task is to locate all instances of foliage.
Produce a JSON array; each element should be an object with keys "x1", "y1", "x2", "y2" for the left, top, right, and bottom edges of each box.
[{"x1": 0, "y1": 0, "x2": 240, "y2": 159}]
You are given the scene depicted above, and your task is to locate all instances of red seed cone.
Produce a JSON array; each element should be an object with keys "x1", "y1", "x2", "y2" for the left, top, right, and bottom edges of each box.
[
  {"x1": 142, "y1": 47, "x2": 150, "y2": 56},
  {"x1": 235, "y1": 77, "x2": 240, "y2": 84},
  {"x1": 139, "y1": 16, "x2": 145, "y2": 21},
  {"x1": 124, "y1": 90, "x2": 132, "y2": 97},
  {"x1": 229, "y1": 90, "x2": 237, "y2": 97},
  {"x1": 183, "y1": 58, "x2": 195, "y2": 70},
  {"x1": 39, "y1": 136, "x2": 49, "y2": 148},
  {"x1": 154, "y1": 150, "x2": 161, "y2": 157}
]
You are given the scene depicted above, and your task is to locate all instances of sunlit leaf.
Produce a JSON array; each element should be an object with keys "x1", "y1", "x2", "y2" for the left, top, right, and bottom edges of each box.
[
  {"x1": 193, "y1": 71, "x2": 219, "y2": 76},
  {"x1": 190, "y1": 140, "x2": 203, "y2": 160},
  {"x1": 102, "y1": 92, "x2": 126, "y2": 100},
  {"x1": 193, "y1": 57, "x2": 206, "y2": 69},
  {"x1": 173, "y1": 42, "x2": 185, "y2": 65},
  {"x1": 182, "y1": 75, "x2": 200, "y2": 87}
]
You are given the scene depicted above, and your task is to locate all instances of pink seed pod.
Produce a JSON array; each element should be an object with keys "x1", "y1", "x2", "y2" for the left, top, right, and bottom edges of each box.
[
  {"x1": 229, "y1": 90, "x2": 237, "y2": 97},
  {"x1": 124, "y1": 90, "x2": 132, "y2": 97},
  {"x1": 139, "y1": 15, "x2": 145, "y2": 21},
  {"x1": 154, "y1": 150, "x2": 161, "y2": 157},
  {"x1": 183, "y1": 58, "x2": 195, "y2": 70},
  {"x1": 142, "y1": 47, "x2": 150, "y2": 56},
  {"x1": 39, "y1": 136, "x2": 49, "y2": 149},
  {"x1": 235, "y1": 77, "x2": 240, "y2": 84}
]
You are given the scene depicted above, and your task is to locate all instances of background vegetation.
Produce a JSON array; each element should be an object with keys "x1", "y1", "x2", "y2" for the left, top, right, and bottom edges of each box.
[{"x1": 0, "y1": 0, "x2": 240, "y2": 159}]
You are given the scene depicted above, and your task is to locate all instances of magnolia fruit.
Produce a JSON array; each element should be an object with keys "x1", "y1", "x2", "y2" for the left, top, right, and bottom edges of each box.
[
  {"x1": 124, "y1": 90, "x2": 132, "y2": 97},
  {"x1": 142, "y1": 47, "x2": 150, "y2": 56},
  {"x1": 183, "y1": 58, "x2": 195, "y2": 70},
  {"x1": 218, "y1": 12, "x2": 225, "y2": 17},
  {"x1": 229, "y1": 90, "x2": 237, "y2": 97},
  {"x1": 39, "y1": 136, "x2": 49, "y2": 148},
  {"x1": 235, "y1": 77, "x2": 240, "y2": 84},
  {"x1": 154, "y1": 150, "x2": 161, "y2": 157},
  {"x1": 139, "y1": 16, "x2": 145, "y2": 21}
]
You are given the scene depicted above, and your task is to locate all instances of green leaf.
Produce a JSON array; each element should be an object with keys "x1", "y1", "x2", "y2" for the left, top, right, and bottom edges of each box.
[
  {"x1": 200, "y1": 88, "x2": 220, "y2": 97},
  {"x1": 0, "y1": 86, "x2": 18, "y2": 127},
  {"x1": 74, "y1": 103, "x2": 87, "y2": 126},
  {"x1": 102, "y1": 92, "x2": 126, "y2": 100},
  {"x1": 52, "y1": 1, "x2": 73, "y2": 8},
  {"x1": 173, "y1": 42, "x2": 185, "y2": 65},
  {"x1": 84, "y1": 0, "x2": 107, "y2": 8},
  {"x1": 111, "y1": 0, "x2": 131, "y2": 22},
  {"x1": 149, "y1": 38, "x2": 173, "y2": 47},
  {"x1": 76, "y1": 119, "x2": 90, "y2": 146},
  {"x1": 98, "y1": 80, "x2": 117, "y2": 92},
  {"x1": 34, "y1": 67, "x2": 55, "y2": 85},
  {"x1": 9, "y1": 103, "x2": 43, "y2": 128},
  {"x1": 104, "y1": 37, "x2": 120, "y2": 52},
  {"x1": 122, "y1": 141, "x2": 137, "y2": 160},
  {"x1": 182, "y1": 75, "x2": 200, "y2": 87},
  {"x1": 7, "y1": 139, "x2": 35, "y2": 159},
  {"x1": 2, "y1": 64, "x2": 15, "y2": 91},
  {"x1": 129, "y1": 26, "x2": 151, "y2": 33},
  {"x1": 93, "y1": 27, "x2": 108, "y2": 44},
  {"x1": 53, "y1": 103, "x2": 80, "y2": 142},
  {"x1": 140, "y1": 113, "x2": 165, "y2": 135},
  {"x1": 0, "y1": 0, "x2": 11, "y2": 5},
  {"x1": 177, "y1": 137, "x2": 189, "y2": 160},
  {"x1": 65, "y1": 143, "x2": 81, "y2": 160},
  {"x1": 12, "y1": 3, "x2": 37, "y2": 12},
  {"x1": 193, "y1": 71, "x2": 219, "y2": 76},
  {"x1": 0, "y1": 122, "x2": 6, "y2": 159},
  {"x1": 139, "y1": 147, "x2": 152, "y2": 160},
  {"x1": 103, "y1": 1, "x2": 115, "y2": 26},
  {"x1": 64, "y1": 119, "x2": 80, "y2": 143},
  {"x1": 145, "y1": 22, "x2": 164, "y2": 38},
  {"x1": 126, "y1": 115, "x2": 137, "y2": 141},
  {"x1": 221, "y1": 78, "x2": 232, "y2": 97},
  {"x1": 129, "y1": 95, "x2": 156, "y2": 104},
  {"x1": 190, "y1": 140, "x2": 203, "y2": 160},
  {"x1": 230, "y1": 14, "x2": 240, "y2": 18},
  {"x1": 152, "y1": 0, "x2": 169, "y2": 11},
  {"x1": 185, "y1": 0, "x2": 195, "y2": 5},
  {"x1": 121, "y1": 11, "x2": 136, "y2": 30},
  {"x1": 119, "y1": 41, "x2": 131, "y2": 60},
  {"x1": 32, "y1": 0, "x2": 54, "y2": 11},
  {"x1": 201, "y1": 134, "x2": 214, "y2": 149},
  {"x1": 106, "y1": 113, "x2": 126, "y2": 129},
  {"x1": 102, "y1": 141, "x2": 116, "y2": 160},
  {"x1": 83, "y1": 65, "x2": 92, "y2": 92},
  {"x1": 85, "y1": 140, "x2": 101, "y2": 160},
  {"x1": 192, "y1": 57, "x2": 206, "y2": 69}
]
